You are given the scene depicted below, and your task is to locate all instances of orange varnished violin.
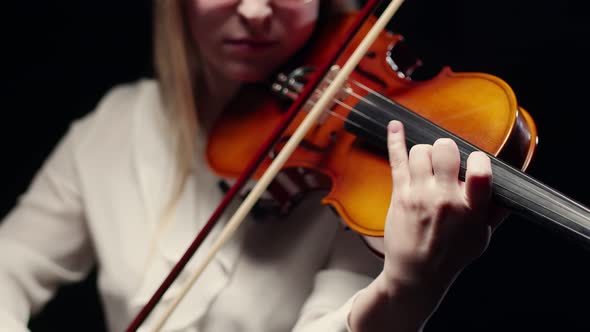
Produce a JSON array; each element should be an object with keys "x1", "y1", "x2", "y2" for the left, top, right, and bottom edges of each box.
[
  {"x1": 207, "y1": 10, "x2": 590, "y2": 249},
  {"x1": 207, "y1": 11, "x2": 590, "y2": 252},
  {"x1": 127, "y1": 1, "x2": 590, "y2": 330}
]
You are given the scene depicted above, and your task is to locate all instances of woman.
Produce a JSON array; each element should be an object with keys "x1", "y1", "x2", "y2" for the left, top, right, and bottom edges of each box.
[{"x1": 0, "y1": 0, "x2": 502, "y2": 331}]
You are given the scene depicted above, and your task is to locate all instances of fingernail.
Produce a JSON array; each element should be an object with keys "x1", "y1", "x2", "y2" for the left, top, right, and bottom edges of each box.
[{"x1": 388, "y1": 120, "x2": 401, "y2": 133}]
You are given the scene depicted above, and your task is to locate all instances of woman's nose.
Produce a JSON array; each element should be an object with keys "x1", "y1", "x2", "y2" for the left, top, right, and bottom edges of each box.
[{"x1": 237, "y1": 0, "x2": 272, "y2": 32}]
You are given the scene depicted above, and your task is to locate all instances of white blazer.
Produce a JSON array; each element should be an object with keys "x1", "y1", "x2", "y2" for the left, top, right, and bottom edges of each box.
[{"x1": 0, "y1": 79, "x2": 382, "y2": 332}]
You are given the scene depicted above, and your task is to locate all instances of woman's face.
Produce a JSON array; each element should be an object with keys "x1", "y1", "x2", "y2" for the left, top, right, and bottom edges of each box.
[{"x1": 186, "y1": 0, "x2": 320, "y2": 82}]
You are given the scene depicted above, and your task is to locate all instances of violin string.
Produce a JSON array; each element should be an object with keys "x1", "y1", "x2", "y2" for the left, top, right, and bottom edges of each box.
[
  {"x1": 307, "y1": 79, "x2": 388, "y2": 133},
  {"x1": 321, "y1": 76, "x2": 423, "y2": 140},
  {"x1": 302, "y1": 98, "x2": 384, "y2": 136},
  {"x1": 333, "y1": 78, "x2": 477, "y2": 160},
  {"x1": 306, "y1": 78, "x2": 405, "y2": 145},
  {"x1": 309, "y1": 77, "x2": 476, "y2": 167},
  {"x1": 286, "y1": 80, "x2": 385, "y2": 135}
]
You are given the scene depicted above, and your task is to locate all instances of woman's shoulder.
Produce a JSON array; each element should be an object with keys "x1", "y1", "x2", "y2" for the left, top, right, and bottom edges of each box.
[
  {"x1": 72, "y1": 78, "x2": 163, "y2": 138},
  {"x1": 66, "y1": 78, "x2": 170, "y2": 163},
  {"x1": 101, "y1": 77, "x2": 160, "y2": 107},
  {"x1": 85, "y1": 78, "x2": 162, "y2": 126}
]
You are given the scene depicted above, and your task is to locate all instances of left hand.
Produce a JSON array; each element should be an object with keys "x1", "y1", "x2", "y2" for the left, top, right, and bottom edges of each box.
[
  {"x1": 348, "y1": 120, "x2": 506, "y2": 331},
  {"x1": 382, "y1": 120, "x2": 503, "y2": 291}
]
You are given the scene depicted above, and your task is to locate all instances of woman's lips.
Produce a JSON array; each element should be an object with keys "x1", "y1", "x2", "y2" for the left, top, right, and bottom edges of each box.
[{"x1": 223, "y1": 38, "x2": 279, "y2": 55}]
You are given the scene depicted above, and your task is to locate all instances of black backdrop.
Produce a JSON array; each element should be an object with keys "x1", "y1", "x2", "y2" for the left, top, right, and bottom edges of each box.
[{"x1": 2, "y1": 1, "x2": 590, "y2": 331}]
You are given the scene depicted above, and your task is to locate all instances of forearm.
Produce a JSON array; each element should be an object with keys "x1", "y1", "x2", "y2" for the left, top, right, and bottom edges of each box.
[{"x1": 348, "y1": 271, "x2": 453, "y2": 332}]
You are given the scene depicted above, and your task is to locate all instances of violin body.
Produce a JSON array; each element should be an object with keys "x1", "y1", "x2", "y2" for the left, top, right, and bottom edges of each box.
[{"x1": 206, "y1": 14, "x2": 538, "y2": 239}]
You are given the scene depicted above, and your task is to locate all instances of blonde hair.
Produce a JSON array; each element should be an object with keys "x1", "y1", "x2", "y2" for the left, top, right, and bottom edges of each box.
[
  {"x1": 153, "y1": 0, "x2": 198, "y2": 175},
  {"x1": 151, "y1": 0, "x2": 358, "y2": 231}
]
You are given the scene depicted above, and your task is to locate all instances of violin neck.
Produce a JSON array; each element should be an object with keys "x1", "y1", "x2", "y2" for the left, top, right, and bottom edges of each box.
[
  {"x1": 490, "y1": 159, "x2": 590, "y2": 246},
  {"x1": 346, "y1": 92, "x2": 590, "y2": 248}
]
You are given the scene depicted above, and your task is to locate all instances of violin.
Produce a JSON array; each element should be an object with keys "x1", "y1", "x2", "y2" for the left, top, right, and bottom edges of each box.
[{"x1": 206, "y1": 12, "x2": 590, "y2": 253}]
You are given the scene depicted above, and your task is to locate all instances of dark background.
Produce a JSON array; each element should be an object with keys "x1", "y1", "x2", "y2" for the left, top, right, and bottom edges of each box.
[{"x1": 2, "y1": 0, "x2": 590, "y2": 331}]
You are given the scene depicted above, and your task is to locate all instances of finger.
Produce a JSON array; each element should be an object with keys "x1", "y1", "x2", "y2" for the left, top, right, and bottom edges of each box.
[
  {"x1": 387, "y1": 120, "x2": 410, "y2": 188},
  {"x1": 431, "y1": 138, "x2": 461, "y2": 187},
  {"x1": 464, "y1": 151, "x2": 493, "y2": 212},
  {"x1": 408, "y1": 144, "x2": 433, "y2": 184}
]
